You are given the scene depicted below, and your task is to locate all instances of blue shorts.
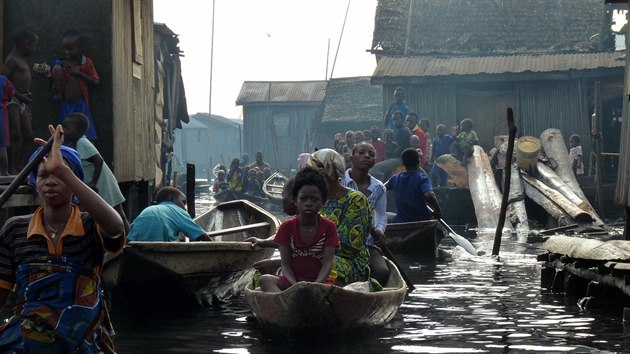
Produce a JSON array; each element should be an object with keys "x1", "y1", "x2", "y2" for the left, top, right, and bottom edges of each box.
[{"x1": 58, "y1": 99, "x2": 98, "y2": 140}]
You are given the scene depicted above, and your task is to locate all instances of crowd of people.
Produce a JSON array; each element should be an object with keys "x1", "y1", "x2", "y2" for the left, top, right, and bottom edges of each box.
[{"x1": 331, "y1": 87, "x2": 479, "y2": 188}]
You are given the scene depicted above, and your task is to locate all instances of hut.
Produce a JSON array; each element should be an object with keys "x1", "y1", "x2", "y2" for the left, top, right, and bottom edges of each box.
[
  {"x1": 1, "y1": 1, "x2": 185, "y2": 219},
  {"x1": 173, "y1": 113, "x2": 243, "y2": 181},
  {"x1": 316, "y1": 76, "x2": 383, "y2": 149},
  {"x1": 236, "y1": 81, "x2": 326, "y2": 173},
  {"x1": 369, "y1": 0, "x2": 624, "y2": 171}
]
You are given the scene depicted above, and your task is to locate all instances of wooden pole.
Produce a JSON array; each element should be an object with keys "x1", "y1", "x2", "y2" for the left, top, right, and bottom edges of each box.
[
  {"x1": 186, "y1": 163, "x2": 195, "y2": 218},
  {"x1": 0, "y1": 137, "x2": 54, "y2": 208},
  {"x1": 492, "y1": 108, "x2": 517, "y2": 256}
]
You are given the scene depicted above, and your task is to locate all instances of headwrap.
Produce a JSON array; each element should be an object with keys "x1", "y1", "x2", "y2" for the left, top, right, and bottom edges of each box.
[
  {"x1": 297, "y1": 153, "x2": 310, "y2": 170},
  {"x1": 307, "y1": 148, "x2": 345, "y2": 179},
  {"x1": 28, "y1": 145, "x2": 85, "y2": 203}
]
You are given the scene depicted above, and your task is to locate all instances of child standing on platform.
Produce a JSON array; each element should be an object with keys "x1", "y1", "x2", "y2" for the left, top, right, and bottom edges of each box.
[
  {"x1": 57, "y1": 30, "x2": 100, "y2": 140},
  {"x1": 62, "y1": 112, "x2": 129, "y2": 233},
  {"x1": 258, "y1": 167, "x2": 340, "y2": 292},
  {"x1": 569, "y1": 134, "x2": 585, "y2": 176},
  {"x1": 1, "y1": 28, "x2": 37, "y2": 174}
]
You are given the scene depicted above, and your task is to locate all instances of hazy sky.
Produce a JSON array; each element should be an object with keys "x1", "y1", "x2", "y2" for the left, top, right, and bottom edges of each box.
[{"x1": 153, "y1": 0, "x2": 378, "y2": 119}]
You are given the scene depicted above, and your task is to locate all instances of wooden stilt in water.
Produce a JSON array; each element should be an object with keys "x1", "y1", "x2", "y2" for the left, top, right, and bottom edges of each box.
[
  {"x1": 492, "y1": 108, "x2": 517, "y2": 256},
  {"x1": 186, "y1": 164, "x2": 195, "y2": 219}
]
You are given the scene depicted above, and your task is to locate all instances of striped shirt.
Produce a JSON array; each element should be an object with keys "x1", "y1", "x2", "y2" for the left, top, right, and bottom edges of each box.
[{"x1": 0, "y1": 205, "x2": 124, "y2": 290}]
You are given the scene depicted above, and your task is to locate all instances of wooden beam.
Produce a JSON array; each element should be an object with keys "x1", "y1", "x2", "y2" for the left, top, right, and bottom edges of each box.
[{"x1": 206, "y1": 222, "x2": 270, "y2": 238}]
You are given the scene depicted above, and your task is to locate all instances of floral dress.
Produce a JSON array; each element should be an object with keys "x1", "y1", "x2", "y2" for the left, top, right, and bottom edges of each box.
[{"x1": 320, "y1": 189, "x2": 372, "y2": 284}]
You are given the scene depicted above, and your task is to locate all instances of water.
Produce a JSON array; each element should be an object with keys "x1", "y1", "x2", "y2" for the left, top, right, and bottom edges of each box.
[
  {"x1": 9, "y1": 188, "x2": 626, "y2": 353},
  {"x1": 111, "y1": 231, "x2": 628, "y2": 353},
  {"x1": 106, "y1": 190, "x2": 629, "y2": 353}
]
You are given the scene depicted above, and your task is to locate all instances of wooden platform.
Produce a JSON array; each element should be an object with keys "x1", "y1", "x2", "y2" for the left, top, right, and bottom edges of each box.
[{"x1": 539, "y1": 235, "x2": 630, "y2": 311}]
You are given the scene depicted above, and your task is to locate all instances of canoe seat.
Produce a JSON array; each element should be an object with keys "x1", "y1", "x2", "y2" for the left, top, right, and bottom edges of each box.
[
  {"x1": 207, "y1": 222, "x2": 271, "y2": 238},
  {"x1": 265, "y1": 183, "x2": 284, "y2": 188}
]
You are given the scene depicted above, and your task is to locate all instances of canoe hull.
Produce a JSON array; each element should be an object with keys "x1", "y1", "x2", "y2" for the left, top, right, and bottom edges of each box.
[
  {"x1": 244, "y1": 259, "x2": 406, "y2": 336},
  {"x1": 385, "y1": 220, "x2": 443, "y2": 257},
  {"x1": 262, "y1": 172, "x2": 288, "y2": 204},
  {"x1": 102, "y1": 200, "x2": 280, "y2": 311}
]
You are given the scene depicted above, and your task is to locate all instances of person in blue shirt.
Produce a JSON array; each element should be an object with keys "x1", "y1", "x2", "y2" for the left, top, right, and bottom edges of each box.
[
  {"x1": 383, "y1": 87, "x2": 410, "y2": 130},
  {"x1": 127, "y1": 187, "x2": 211, "y2": 242},
  {"x1": 385, "y1": 148, "x2": 443, "y2": 223},
  {"x1": 430, "y1": 124, "x2": 454, "y2": 187}
]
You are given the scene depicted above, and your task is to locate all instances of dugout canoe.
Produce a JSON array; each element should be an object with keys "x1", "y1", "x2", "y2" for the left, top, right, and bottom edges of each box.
[
  {"x1": 262, "y1": 172, "x2": 288, "y2": 204},
  {"x1": 244, "y1": 258, "x2": 407, "y2": 336},
  {"x1": 384, "y1": 219, "x2": 444, "y2": 257},
  {"x1": 102, "y1": 199, "x2": 280, "y2": 311}
]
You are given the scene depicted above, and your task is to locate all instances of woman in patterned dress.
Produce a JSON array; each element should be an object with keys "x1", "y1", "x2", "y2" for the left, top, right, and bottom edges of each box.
[{"x1": 307, "y1": 149, "x2": 372, "y2": 285}]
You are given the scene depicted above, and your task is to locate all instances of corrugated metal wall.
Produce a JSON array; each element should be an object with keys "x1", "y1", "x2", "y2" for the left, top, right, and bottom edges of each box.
[
  {"x1": 243, "y1": 104, "x2": 322, "y2": 173},
  {"x1": 383, "y1": 84, "x2": 458, "y2": 132},
  {"x1": 516, "y1": 80, "x2": 591, "y2": 169}
]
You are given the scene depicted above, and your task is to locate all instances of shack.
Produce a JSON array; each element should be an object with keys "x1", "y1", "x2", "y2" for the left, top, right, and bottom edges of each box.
[
  {"x1": 236, "y1": 81, "x2": 326, "y2": 173},
  {"x1": 173, "y1": 113, "x2": 243, "y2": 181},
  {"x1": 1, "y1": 1, "x2": 185, "y2": 219},
  {"x1": 316, "y1": 76, "x2": 383, "y2": 149},
  {"x1": 369, "y1": 0, "x2": 624, "y2": 170}
]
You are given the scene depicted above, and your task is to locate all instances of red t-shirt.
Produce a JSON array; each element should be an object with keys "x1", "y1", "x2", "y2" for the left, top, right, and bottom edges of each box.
[
  {"x1": 274, "y1": 215, "x2": 339, "y2": 282},
  {"x1": 372, "y1": 139, "x2": 386, "y2": 163},
  {"x1": 412, "y1": 127, "x2": 428, "y2": 166},
  {"x1": 61, "y1": 55, "x2": 100, "y2": 106}
]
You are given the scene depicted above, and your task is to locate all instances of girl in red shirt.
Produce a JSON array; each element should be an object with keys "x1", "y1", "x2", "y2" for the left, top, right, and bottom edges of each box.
[{"x1": 259, "y1": 167, "x2": 340, "y2": 292}]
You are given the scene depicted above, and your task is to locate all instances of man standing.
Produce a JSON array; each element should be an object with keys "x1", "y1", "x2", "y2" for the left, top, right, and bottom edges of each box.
[
  {"x1": 248, "y1": 151, "x2": 271, "y2": 171},
  {"x1": 383, "y1": 87, "x2": 409, "y2": 130}
]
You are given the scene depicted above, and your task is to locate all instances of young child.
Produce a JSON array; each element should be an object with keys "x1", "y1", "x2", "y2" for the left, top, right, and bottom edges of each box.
[
  {"x1": 569, "y1": 134, "x2": 585, "y2": 176},
  {"x1": 62, "y1": 112, "x2": 130, "y2": 233},
  {"x1": 1, "y1": 28, "x2": 37, "y2": 174},
  {"x1": 245, "y1": 168, "x2": 263, "y2": 196},
  {"x1": 258, "y1": 167, "x2": 340, "y2": 292},
  {"x1": 452, "y1": 118, "x2": 479, "y2": 164},
  {"x1": 57, "y1": 30, "x2": 100, "y2": 140},
  {"x1": 212, "y1": 169, "x2": 228, "y2": 193}
]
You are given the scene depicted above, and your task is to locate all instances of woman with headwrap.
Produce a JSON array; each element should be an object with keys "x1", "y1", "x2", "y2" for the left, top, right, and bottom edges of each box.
[
  {"x1": 248, "y1": 149, "x2": 372, "y2": 286},
  {"x1": 307, "y1": 148, "x2": 372, "y2": 285},
  {"x1": 0, "y1": 124, "x2": 125, "y2": 353}
]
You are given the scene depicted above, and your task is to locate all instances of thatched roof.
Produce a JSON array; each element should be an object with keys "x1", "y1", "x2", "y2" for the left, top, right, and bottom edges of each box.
[
  {"x1": 321, "y1": 77, "x2": 382, "y2": 123},
  {"x1": 371, "y1": 0, "x2": 614, "y2": 57}
]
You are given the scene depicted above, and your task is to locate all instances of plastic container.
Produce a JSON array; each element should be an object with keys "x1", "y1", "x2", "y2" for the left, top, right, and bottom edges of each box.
[{"x1": 515, "y1": 136, "x2": 541, "y2": 172}]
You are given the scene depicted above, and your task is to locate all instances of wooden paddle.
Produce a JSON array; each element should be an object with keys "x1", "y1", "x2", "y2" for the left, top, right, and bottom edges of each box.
[
  {"x1": 371, "y1": 229, "x2": 415, "y2": 291},
  {"x1": 0, "y1": 136, "x2": 54, "y2": 208},
  {"x1": 436, "y1": 217, "x2": 479, "y2": 256},
  {"x1": 428, "y1": 206, "x2": 478, "y2": 256}
]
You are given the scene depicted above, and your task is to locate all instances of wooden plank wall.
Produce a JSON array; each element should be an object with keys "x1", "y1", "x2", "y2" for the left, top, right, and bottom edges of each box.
[
  {"x1": 615, "y1": 19, "x2": 630, "y2": 207},
  {"x1": 111, "y1": 1, "x2": 156, "y2": 182}
]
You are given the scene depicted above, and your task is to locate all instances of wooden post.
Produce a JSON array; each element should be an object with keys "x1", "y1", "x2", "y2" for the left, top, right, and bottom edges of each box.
[
  {"x1": 186, "y1": 164, "x2": 195, "y2": 219},
  {"x1": 492, "y1": 108, "x2": 517, "y2": 256}
]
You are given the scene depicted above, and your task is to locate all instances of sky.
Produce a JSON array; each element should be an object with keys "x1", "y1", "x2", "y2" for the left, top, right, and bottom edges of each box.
[{"x1": 153, "y1": 0, "x2": 378, "y2": 119}]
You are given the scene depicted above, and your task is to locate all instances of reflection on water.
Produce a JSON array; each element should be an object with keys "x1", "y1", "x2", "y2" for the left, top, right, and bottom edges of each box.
[{"x1": 111, "y1": 192, "x2": 627, "y2": 353}]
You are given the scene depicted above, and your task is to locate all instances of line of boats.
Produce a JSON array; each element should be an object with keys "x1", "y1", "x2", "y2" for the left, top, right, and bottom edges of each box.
[{"x1": 102, "y1": 173, "x2": 449, "y2": 334}]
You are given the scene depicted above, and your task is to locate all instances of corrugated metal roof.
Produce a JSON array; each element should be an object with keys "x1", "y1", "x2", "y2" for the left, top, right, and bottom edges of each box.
[
  {"x1": 235, "y1": 81, "x2": 328, "y2": 105},
  {"x1": 372, "y1": 53, "x2": 625, "y2": 78}
]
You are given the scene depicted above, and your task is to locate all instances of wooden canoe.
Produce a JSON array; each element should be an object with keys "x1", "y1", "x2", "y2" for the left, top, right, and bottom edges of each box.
[
  {"x1": 102, "y1": 199, "x2": 280, "y2": 311},
  {"x1": 385, "y1": 219, "x2": 444, "y2": 257},
  {"x1": 262, "y1": 172, "x2": 288, "y2": 204},
  {"x1": 244, "y1": 258, "x2": 407, "y2": 336}
]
